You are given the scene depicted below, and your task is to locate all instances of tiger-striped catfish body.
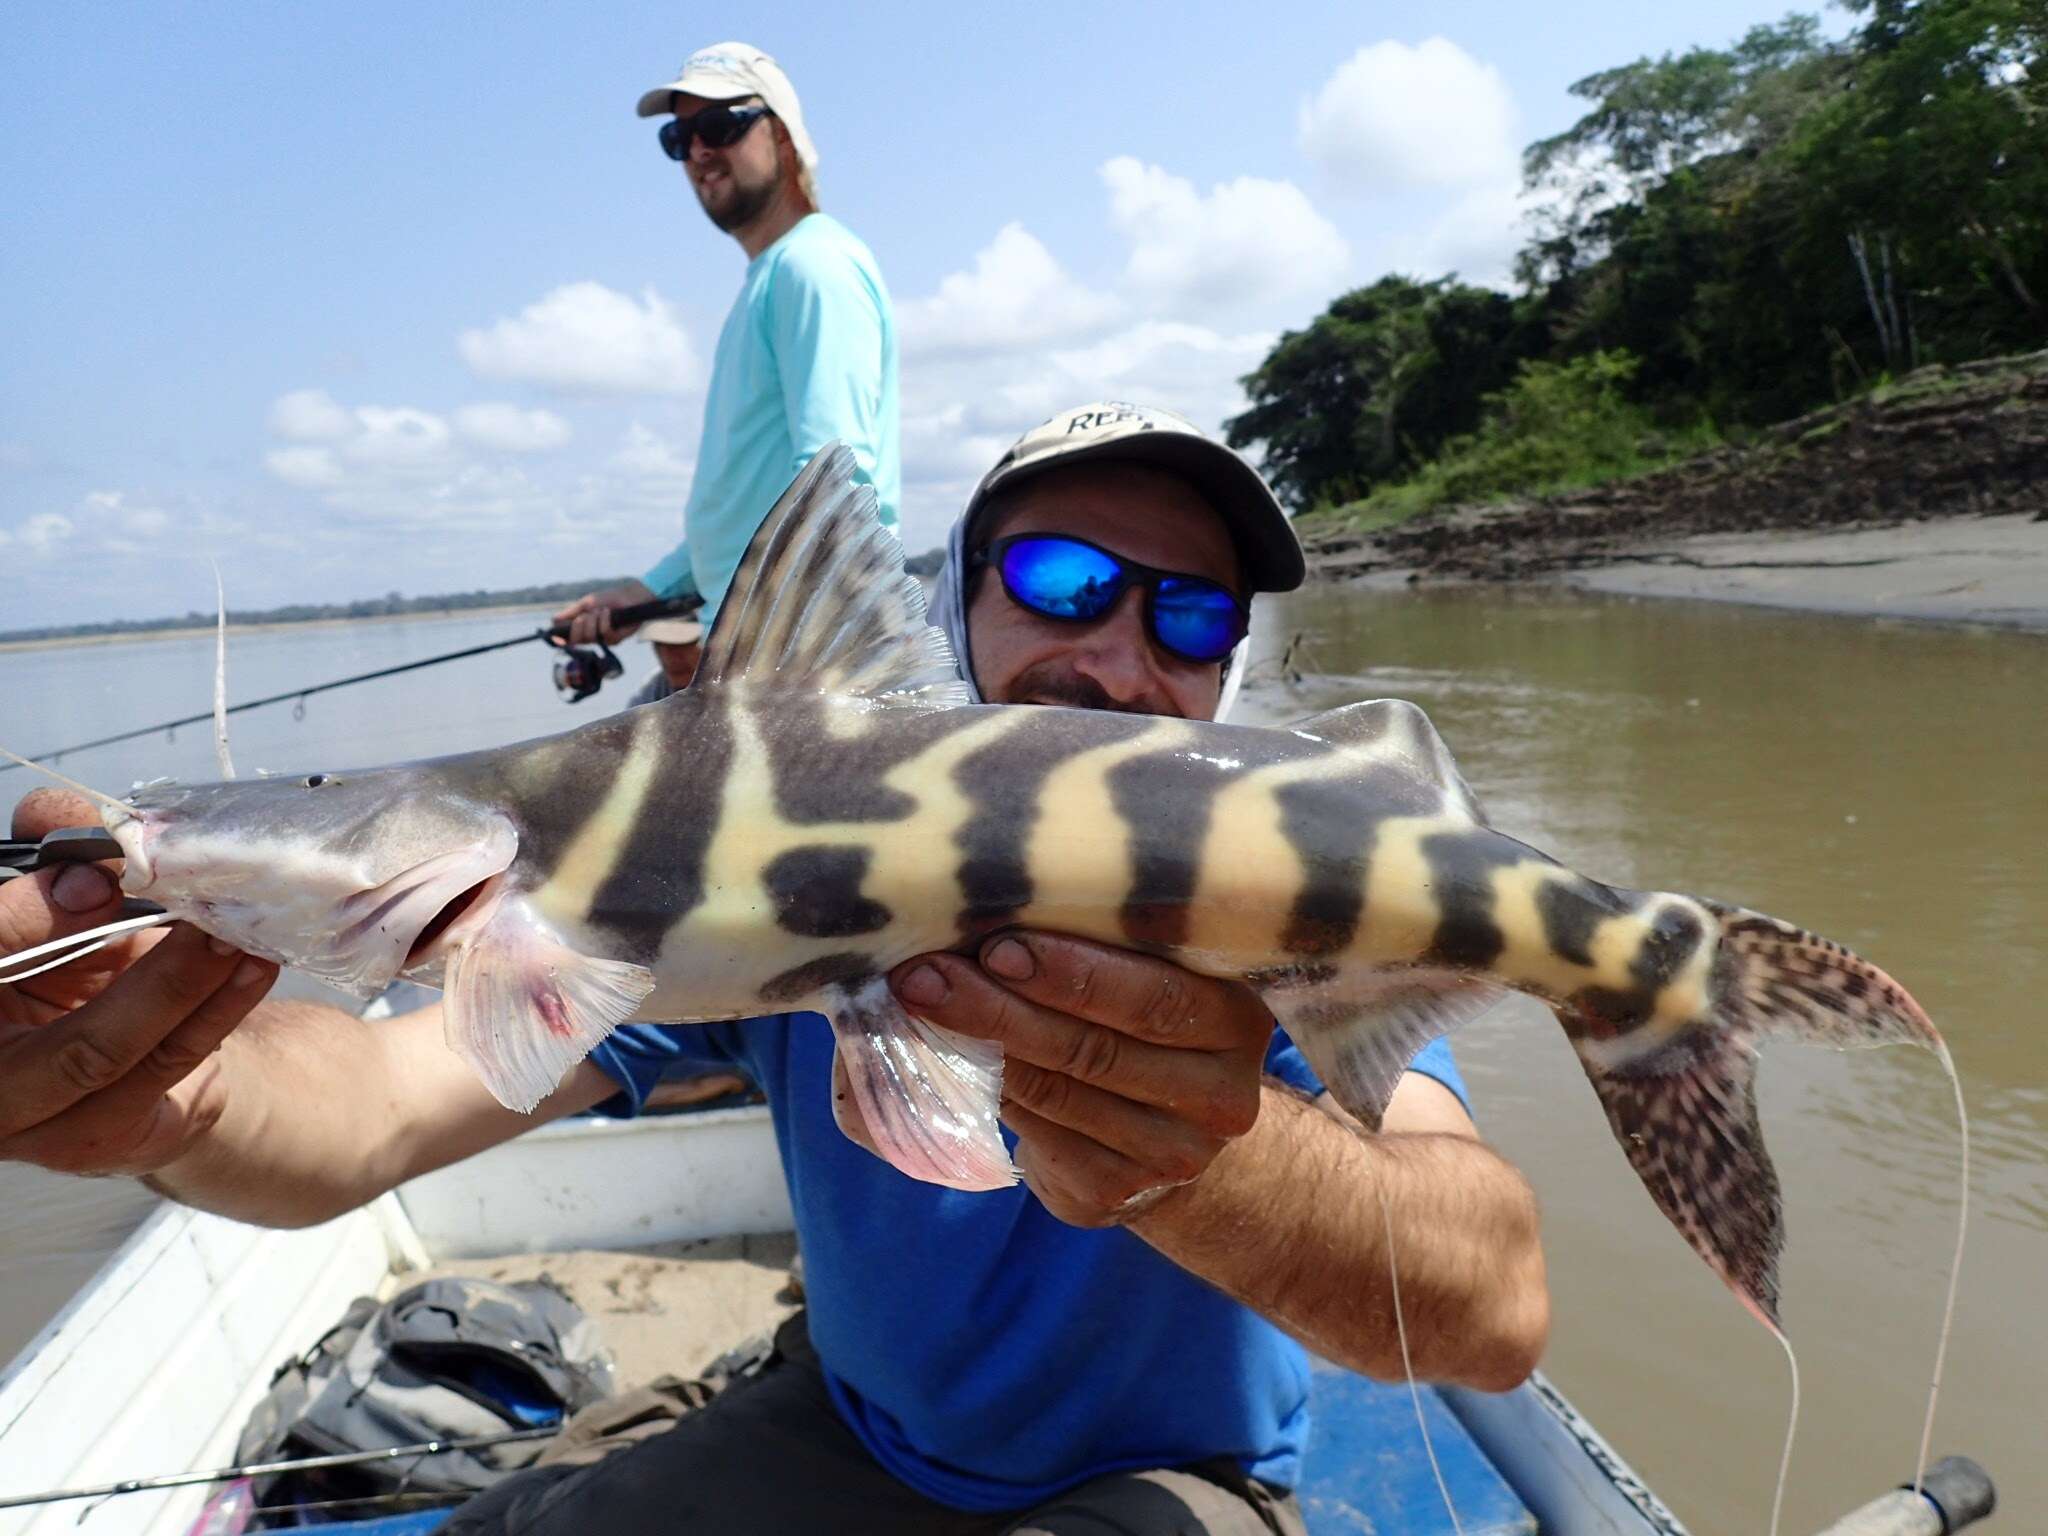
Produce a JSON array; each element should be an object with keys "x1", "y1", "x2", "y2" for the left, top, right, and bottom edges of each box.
[{"x1": 103, "y1": 444, "x2": 1948, "y2": 1336}]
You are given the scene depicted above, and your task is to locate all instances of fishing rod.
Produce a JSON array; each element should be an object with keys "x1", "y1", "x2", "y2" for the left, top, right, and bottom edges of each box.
[
  {"x1": 0, "y1": 1426, "x2": 559, "y2": 1511},
  {"x1": 0, "y1": 595, "x2": 699, "y2": 773}
]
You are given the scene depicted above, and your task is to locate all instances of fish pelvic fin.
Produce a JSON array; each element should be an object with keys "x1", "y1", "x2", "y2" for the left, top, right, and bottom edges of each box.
[
  {"x1": 826, "y1": 975, "x2": 1016, "y2": 1191},
  {"x1": 1571, "y1": 899, "x2": 1947, "y2": 1335},
  {"x1": 1262, "y1": 967, "x2": 1511, "y2": 1130},
  {"x1": 696, "y1": 443, "x2": 971, "y2": 709},
  {"x1": 443, "y1": 899, "x2": 656, "y2": 1113}
]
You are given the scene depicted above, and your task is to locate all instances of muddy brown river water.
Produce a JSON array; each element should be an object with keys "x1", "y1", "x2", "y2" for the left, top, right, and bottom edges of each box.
[{"x1": 3, "y1": 587, "x2": 2043, "y2": 1531}]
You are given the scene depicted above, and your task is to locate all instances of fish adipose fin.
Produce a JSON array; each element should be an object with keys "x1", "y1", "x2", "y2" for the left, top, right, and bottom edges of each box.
[
  {"x1": 696, "y1": 442, "x2": 971, "y2": 709},
  {"x1": 1261, "y1": 968, "x2": 1511, "y2": 1130},
  {"x1": 1572, "y1": 899, "x2": 1947, "y2": 1334},
  {"x1": 825, "y1": 975, "x2": 1016, "y2": 1191},
  {"x1": 444, "y1": 899, "x2": 656, "y2": 1113}
]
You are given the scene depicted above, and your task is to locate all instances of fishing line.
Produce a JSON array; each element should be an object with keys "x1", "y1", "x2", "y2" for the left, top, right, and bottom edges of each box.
[
  {"x1": 211, "y1": 560, "x2": 236, "y2": 780},
  {"x1": 0, "y1": 744, "x2": 132, "y2": 816},
  {"x1": 0, "y1": 911, "x2": 175, "y2": 986},
  {"x1": 1766, "y1": 1329, "x2": 1800, "y2": 1536},
  {"x1": 1914, "y1": 1045, "x2": 1971, "y2": 1495},
  {"x1": 1378, "y1": 1173, "x2": 1464, "y2": 1536}
]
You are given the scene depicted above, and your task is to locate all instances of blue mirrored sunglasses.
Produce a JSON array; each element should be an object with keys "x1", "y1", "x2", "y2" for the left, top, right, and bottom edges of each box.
[{"x1": 972, "y1": 534, "x2": 1248, "y2": 664}]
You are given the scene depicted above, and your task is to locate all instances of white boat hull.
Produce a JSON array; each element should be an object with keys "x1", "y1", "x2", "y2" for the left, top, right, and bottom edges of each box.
[{"x1": 0, "y1": 1106, "x2": 1680, "y2": 1536}]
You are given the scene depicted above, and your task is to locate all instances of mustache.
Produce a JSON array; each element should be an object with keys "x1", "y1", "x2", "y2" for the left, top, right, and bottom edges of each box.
[{"x1": 1003, "y1": 661, "x2": 1175, "y2": 716}]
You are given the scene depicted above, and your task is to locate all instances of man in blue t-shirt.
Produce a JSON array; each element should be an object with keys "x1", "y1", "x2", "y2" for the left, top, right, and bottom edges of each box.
[
  {"x1": 443, "y1": 403, "x2": 1552, "y2": 1534},
  {"x1": 0, "y1": 406, "x2": 1548, "y2": 1534},
  {"x1": 556, "y1": 40, "x2": 899, "y2": 644}
]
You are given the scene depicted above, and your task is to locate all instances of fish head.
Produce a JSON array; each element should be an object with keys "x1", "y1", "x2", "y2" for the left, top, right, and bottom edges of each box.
[{"x1": 104, "y1": 763, "x2": 518, "y2": 999}]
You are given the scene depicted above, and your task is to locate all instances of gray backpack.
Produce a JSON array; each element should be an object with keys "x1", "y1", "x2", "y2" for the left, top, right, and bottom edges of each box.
[{"x1": 235, "y1": 1275, "x2": 615, "y2": 1519}]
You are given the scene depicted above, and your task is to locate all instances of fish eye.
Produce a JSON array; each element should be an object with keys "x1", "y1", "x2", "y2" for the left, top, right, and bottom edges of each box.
[{"x1": 304, "y1": 774, "x2": 333, "y2": 788}]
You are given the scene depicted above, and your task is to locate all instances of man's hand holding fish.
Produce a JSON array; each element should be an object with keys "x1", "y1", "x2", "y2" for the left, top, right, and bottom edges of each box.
[{"x1": 0, "y1": 786, "x2": 276, "y2": 1177}]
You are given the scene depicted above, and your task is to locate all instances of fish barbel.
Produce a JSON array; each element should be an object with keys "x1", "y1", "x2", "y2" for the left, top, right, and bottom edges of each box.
[{"x1": 94, "y1": 443, "x2": 1949, "y2": 1336}]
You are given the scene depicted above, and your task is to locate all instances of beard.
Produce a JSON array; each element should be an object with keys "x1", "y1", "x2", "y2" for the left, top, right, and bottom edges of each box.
[{"x1": 698, "y1": 168, "x2": 779, "y2": 233}]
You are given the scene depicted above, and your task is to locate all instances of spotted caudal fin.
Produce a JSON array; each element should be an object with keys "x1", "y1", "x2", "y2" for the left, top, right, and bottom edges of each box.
[
  {"x1": 825, "y1": 976, "x2": 1016, "y2": 1191},
  {"x1": 696, "y1": 441, "x2": 970, "y2": 708},
  {"x1": 1572, "y1": 900, "x2": 1947, "y2": 1333},
  {"x1": 444, "y1": 897, "x2": 656, "y2": 1113}
]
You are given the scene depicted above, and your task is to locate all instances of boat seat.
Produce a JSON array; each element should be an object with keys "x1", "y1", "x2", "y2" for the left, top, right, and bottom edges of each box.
[
  {"x1": 1298, "y1": 1364, "x2": 1535, "y2": 1535},
  {"x1": 302, "y1": 1368, "x2": 1537, "y2": 1536}
]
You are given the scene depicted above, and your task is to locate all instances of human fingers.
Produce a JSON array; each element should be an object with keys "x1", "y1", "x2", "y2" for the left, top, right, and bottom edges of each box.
[
  {"x1": 1002, "y1": 1100, "x2": 1180, "y2": 1229},
  {"x1": 891, "y1": 951, "x2": 1259, "y2": 1138},
  {"x1": 999, "y1": 1057, "x2": 1221, "y2": 1187},
  {"x1": 0, "y1": 858, "x2": 130, "y2": 1019},
  {"x1": 12, "y1": 787, "x2": 106, "y2": 841},
  {"x1": 0, "y1": 949, "x2": 273, "y2": 1175},
  {"x1": 0, "y1": 924, "x2": 252, "y2": 1138},
  {"x1": 975, "y1": 932, "x2": 1271, "y2": 1053},
  {"x1": 550, "y1": 592, "x2": 598, "y2": 627}
]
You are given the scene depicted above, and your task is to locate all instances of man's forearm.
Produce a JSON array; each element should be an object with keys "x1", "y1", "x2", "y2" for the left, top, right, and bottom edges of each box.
[
  {"x1": 1126, "y1": 1083, "x2": 1548, "y2": 1391},
  {"x1": 145, "y1": 1001, "x2": 418, "y2": 1227}
]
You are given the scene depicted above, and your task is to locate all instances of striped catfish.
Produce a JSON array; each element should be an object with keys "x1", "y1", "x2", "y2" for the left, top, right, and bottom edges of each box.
[{"x1": 96, "y1": 443, "x2": 1950, "y2": 1337}]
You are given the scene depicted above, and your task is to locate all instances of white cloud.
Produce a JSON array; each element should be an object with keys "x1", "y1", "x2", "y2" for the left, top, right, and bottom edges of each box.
[
  {"x1": 18, "y1": 512, "x2": 75, "y2": 552},
  {"x1": 344, "y1": 407, "x2": 453, "y2": 469},
  {"x1": 1419, "y1": 178, "x2": 1529, "y2": 288},
  {"x1": 267, "y1": 388, "x2": 356, "y2": 442},
  {"x1": 1101, "y1": 158, "x2": 1349, "y2": 311},
  {"x1": 458, "y1": 282, "x2": 697, "y2": 395},
  {"x1": 453, "y1": 403, "x2": 573, "y2": 454},
  {"x1": 265, "y1": 446, "x2": 344, "y2": 489},
  {"x1": 1298, "y1": 38, "x2": 1518, "y2": 190},
  {"x1": 78, "y1": 490, "x2": 174, "y2": 540},
  {"x1": 611, "y1": 421, "x2": 692, "y2": 483},
  {"x1": 898, "y1": 224, "x2": 1123, "y2": 358}
]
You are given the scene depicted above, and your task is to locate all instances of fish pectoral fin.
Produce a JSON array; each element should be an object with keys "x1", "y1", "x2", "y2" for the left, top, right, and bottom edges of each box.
[
  {"x1": 825, "y1": 975, "x2": 1016, "y2": 1192},
  {"x1": 443, "y1": 902, "x2": 656, "y2": 1114},
  {"x1": 1263, "y1": 969, "x2": 1510, "y2": 1131}
]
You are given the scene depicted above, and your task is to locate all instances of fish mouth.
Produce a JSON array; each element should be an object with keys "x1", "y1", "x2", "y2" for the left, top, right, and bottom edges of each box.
[
  {"x1": 103, "y1": 809, "x2": 155, "y2": 891},
  {"x1": 404, "y1": 873, "x2": 503, "y2": 969}
]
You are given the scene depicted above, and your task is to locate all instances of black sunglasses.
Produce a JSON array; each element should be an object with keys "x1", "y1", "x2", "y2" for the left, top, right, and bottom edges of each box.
[
  {"x1": 971, "y1": 534, "x2": 1249, "y2": 665},
  {"x1": 658, "y1": 103, "x2": 774, "y2": 161}
]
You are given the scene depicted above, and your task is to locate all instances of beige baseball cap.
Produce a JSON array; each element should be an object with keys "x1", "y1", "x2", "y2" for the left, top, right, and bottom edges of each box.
[
  {"x1": 639, "y1": 617, "x2": 705, "y2": 646},
  {"x1": 961, "y1": 402, "x2": 1305, "y2": 593},
  {"x1": 635, "y1": 42, "x2": 818, "y2": 171}
]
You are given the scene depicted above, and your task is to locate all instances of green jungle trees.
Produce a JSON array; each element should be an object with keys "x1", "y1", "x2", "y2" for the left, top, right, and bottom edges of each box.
[{"x1": 1228, "y1": 1, "x2": 2046, "y2": 518}]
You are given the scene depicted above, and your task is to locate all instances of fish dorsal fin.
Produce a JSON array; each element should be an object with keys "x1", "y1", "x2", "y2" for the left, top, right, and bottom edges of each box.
[
  {"x1": 696, "y1": 442, "x2": 971, "y2": 707},
  {"x1": 1294, "y1": 699, "x2": 1486, "y2": 824}
]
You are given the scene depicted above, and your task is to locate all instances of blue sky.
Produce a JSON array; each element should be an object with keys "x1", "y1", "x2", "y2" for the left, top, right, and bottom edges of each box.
[{"x1": 2, "y1": 2, "x2": 1851, "y2": 629}]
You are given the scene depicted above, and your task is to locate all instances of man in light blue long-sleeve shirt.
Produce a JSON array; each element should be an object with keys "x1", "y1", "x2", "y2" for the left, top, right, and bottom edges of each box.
[{"x1": 556, "y1": 41, "x2": 899, "y2": 644}]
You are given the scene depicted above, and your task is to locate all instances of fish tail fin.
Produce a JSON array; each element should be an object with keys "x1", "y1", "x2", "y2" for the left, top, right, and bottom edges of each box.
[{"x1": 1572, "y1": 899, "x2": 1946, "y2": 1334}]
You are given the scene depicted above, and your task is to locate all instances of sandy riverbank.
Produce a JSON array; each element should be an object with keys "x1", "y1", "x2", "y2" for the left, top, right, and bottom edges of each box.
[
  {"x1": 1553, "y1": 512, "x2": 2048, "y2": 630},
  {"x1": 1322, "y1": 512, "x2": 2048, "y2": 631}
]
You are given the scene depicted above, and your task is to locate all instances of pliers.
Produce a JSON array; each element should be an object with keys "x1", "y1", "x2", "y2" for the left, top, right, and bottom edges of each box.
[
  {"x1": 0, "y1": 827, "x2": 164, "y2": 916},
  {"x1": 0, "y1": 826, "x2": 125, "y2": 881}
]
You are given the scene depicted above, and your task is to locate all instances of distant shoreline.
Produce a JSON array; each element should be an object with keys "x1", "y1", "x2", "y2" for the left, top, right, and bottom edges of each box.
[{"x1": 0, "y1": 603, "x2": 555, "y2": 656}]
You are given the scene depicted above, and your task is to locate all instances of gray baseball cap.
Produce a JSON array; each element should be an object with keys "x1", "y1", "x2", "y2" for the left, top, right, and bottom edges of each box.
[{"x1": 960, "y1": 401, "x2": 1304, "y2": 593}]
